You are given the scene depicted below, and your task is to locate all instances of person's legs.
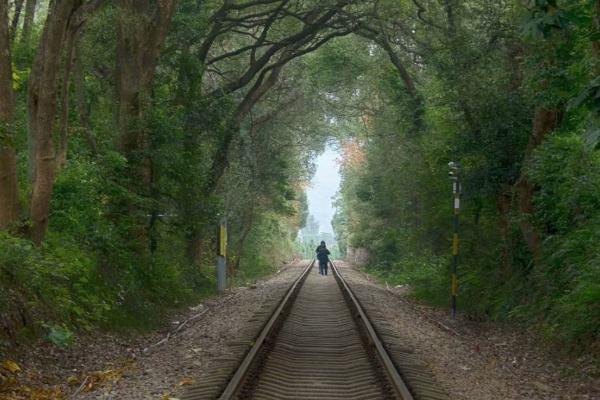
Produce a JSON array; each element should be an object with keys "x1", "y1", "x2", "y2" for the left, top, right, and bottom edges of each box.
[
  {"x1": 324, "y1": 263, "x2": 328, "y2": 275},
  {"x1": 319, "y1": 263, "x2": 324, "y2": 274}
]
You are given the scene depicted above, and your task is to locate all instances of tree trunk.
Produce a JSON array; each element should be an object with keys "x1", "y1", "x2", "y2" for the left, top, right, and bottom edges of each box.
[
  {"x1": 19, "y1": 0, "x2": 35, "y2": 44},
  {"x1": 204, "y1": 66, "x2": 283, "y2": 197},
  {"x1": 233, "y1": 211, "x2": 254, "y2": 270},
  {"x1": 9, "y1": 0, "x2": 24, "y2": 39},
  {"x1": 114, "y1": 0, "x2": 176, "y2": 251},
  {"x1": 27, "y1": 0, "x2": 82, "y2": 244},
  {"x1": 514, "y1": 107, "x2": 562, "y2": 261},
  {"x1": 116, "y1": 0, "x2": 176, "y2": 156},
  {"x1": 0, "y1": 0, "x2": 20, "y2": 229},
  {"x1": 497, "y1": 186, "x2": 513, "y2": 276},
  {"x1": 56, "y1": 29, "x2": 77, "y2": 169},
  {"x1": 73, "y1": 45, "x2": 97, "y2": 156},
  {"x1": 593, "y1": 0, "x2": 600, "y2": 56},
  {"x1": 186, "y1": 232, "x2": 204, "y2": 267},
  {"x1": 184, "y1": 67, "x2": 282, "y2": 264}
]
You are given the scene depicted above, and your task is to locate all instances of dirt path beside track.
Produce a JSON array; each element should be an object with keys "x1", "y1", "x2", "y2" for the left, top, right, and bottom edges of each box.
[{"x1": 337, "y1": 261, "x2": 600, "y2": 400}]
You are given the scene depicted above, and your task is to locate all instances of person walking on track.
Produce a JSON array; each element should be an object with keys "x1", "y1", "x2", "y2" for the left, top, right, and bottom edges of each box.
[{"x1": 315, "y1": 241, "x2": 331, "y2": 275}]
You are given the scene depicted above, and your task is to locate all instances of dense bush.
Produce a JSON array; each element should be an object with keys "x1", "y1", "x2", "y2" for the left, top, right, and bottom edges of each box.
[
  {"x1": 0, "y1": 233, "x2": 108, "y2": 338},
  {"x1": 527, "y1": 134, "x2": 600, "y2": 345}
]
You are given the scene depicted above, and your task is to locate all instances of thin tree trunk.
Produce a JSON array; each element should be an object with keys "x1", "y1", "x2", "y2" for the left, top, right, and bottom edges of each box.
[
  {"x1": 114, "y1": 0, "x2": 176, "y2": 251},
  {"x1": 0, "y1": 0, "x2": 20, "y2": 229},
  {"x1": 233, "y1": 211, "x2": 254, "y2": 270},
  {"x1": 593, "y1": 0, "x2": 600, "y2": 56},
  {"x1": 73, "y1": 45, "x2": 97, "y2": 155},
  {"x1": 514, "y1": 107, "x2": 562, "y2": 261},
  {"x1": 497, "y1": 186, "x2": 513, "y2": 276},
  {"x1": 184, "y1": 67, "x2": 282, "y2": 265},
  {"x1": 56, "y1": 29, "x2": 77, "y2": 169},
  {"x1": 186, "y1": 232, "x2": 203, "y2": 267},
  {"x1": 9, "y1": 0, "x2": 24, "y2": 39},
  {"x1": 204, "y1": 66, "x2": 283, "y2": 197},
  {"x1": 19, "y1": 0, "x2": 35, "y2": 44}
]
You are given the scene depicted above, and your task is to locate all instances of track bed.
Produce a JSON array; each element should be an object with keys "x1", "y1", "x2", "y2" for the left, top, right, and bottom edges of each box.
[
  {"x1": 249, "y1": 268, "x2": 391, "y2": 399},
  {"x1": 183, "y1": 261, "x2": 421, "y2": 400}
]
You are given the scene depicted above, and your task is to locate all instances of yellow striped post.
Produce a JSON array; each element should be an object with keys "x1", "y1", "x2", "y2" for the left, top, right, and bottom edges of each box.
[{"x1": 448, "y1": 162, "x2": 461, "y2": 318}]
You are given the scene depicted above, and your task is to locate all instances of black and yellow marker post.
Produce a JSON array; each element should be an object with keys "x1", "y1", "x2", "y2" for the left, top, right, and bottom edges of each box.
[{"x1": 448, "y1": 162, "x2": 461, "y2": 318}]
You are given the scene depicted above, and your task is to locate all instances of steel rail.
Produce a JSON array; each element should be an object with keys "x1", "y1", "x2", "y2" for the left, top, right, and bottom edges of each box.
[
  {"x1": 331, "y1": 261, "x2": 415, "y2": 400},
  {"x1": 217, "y1": 259, "x2": 415, "y2": 400},
  {"x1": 218, "y1": 259, "x2": 315, "y2": 400}
]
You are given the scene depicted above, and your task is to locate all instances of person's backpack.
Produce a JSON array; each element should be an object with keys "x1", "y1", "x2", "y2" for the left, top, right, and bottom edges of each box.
[{"x1": 317, "y1": 247, "x2": 329, "y2": 263}]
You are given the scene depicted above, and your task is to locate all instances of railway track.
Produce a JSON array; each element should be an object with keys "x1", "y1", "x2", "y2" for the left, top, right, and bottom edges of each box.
[{"x1": 182, "y1": 260, "x2": 446, "y2": 400}]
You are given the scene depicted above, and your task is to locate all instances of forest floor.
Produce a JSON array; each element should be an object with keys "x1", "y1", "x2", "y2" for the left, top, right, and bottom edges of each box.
[{"x1": 1, "y1": 260, "x2": 599, "y2": 400}]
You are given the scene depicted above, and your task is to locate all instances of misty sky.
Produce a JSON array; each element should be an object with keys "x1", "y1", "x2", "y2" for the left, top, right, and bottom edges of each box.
[{"x1": 306, "y1": 146, "x2": 341, "y2": 234}]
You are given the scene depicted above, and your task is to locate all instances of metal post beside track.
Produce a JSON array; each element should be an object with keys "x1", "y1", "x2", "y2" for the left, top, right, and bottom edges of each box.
[{"x1": 448, "y1": 162, "x2": 461, "y2": 318}]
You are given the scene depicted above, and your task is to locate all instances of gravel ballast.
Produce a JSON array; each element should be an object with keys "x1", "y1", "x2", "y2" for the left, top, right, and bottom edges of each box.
[{"x1": 336, "y1": 261, "x2": 600, "y2": 400}]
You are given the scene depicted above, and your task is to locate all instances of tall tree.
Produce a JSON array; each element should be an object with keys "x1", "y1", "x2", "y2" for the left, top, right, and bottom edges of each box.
[
  {"x1": 19, "y1": 0, "x2": 35, "y2": 44},
  {"x1": 0, "y1": 0, "x2": 20, "y2": 229},
  {"x1": 113, "y1": 0, "x2": 177, "y2": 251},
  {"x1": 27, "y1": 0, "x2": 104, "y2": 244}
]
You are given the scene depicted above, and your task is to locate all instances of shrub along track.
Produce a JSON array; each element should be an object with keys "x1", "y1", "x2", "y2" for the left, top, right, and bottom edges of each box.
[{"x1": 181, "y1": 260, "x2": 447, "y2": 400}]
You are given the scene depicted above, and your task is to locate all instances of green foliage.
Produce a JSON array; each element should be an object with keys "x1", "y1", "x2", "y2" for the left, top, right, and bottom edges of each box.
[
  {"x1": 0, "y1": 232, "x2": 109, "y2": 331},
  {"x1": 332, "y1": 0, "x2": 600, "y2": 353},
  {"x1": 529, "y1": 134, "x2": 600, "y2": 234},
  {"x1": 525, "y1": 133, "x2": 600, "y2": 344},
  {"x1": 232, "y1": 213, "x2": 298, "y2": 286},
  {"x1": 364, "y1": 253, "x2": 448, "y2": 306}
]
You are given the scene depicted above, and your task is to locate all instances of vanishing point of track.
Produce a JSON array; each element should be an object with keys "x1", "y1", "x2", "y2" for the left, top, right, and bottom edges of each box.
[{"x1": 182, "y1": 260, "x2": 422, "y2": 400}]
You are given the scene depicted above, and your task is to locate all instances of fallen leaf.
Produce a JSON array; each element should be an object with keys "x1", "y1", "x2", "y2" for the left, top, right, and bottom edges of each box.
[
  {"x1": 79, "y1": 366, "x2": 129, "y2": 393},
  {"x1": 3, "y1": 360, "x2": 21, "y2": 374},
  {"x1": 67, "y1": 375, "x2": 80, "y2": 385},
  {"x1": 178, "y1": 377, "x2": 196, "y2": 386}
]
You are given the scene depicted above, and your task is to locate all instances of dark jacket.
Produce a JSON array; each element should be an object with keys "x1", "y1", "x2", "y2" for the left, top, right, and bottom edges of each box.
[{"x1": 316, "y1": 245, "x2": 330, "y2": 264}]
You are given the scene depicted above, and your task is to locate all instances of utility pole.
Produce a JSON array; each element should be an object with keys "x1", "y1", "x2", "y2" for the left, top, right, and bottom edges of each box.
[
  {"x1": 448, "y1": 161, "x2": 461, "y2": 318},
  {"x1": 217, "y1": 218, "x2": 227, "y2": 293}
]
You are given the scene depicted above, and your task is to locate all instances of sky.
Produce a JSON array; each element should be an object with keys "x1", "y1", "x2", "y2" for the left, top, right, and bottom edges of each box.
[{"x1": 306, "y1": 145, "x2": 341, "y2": 234}]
